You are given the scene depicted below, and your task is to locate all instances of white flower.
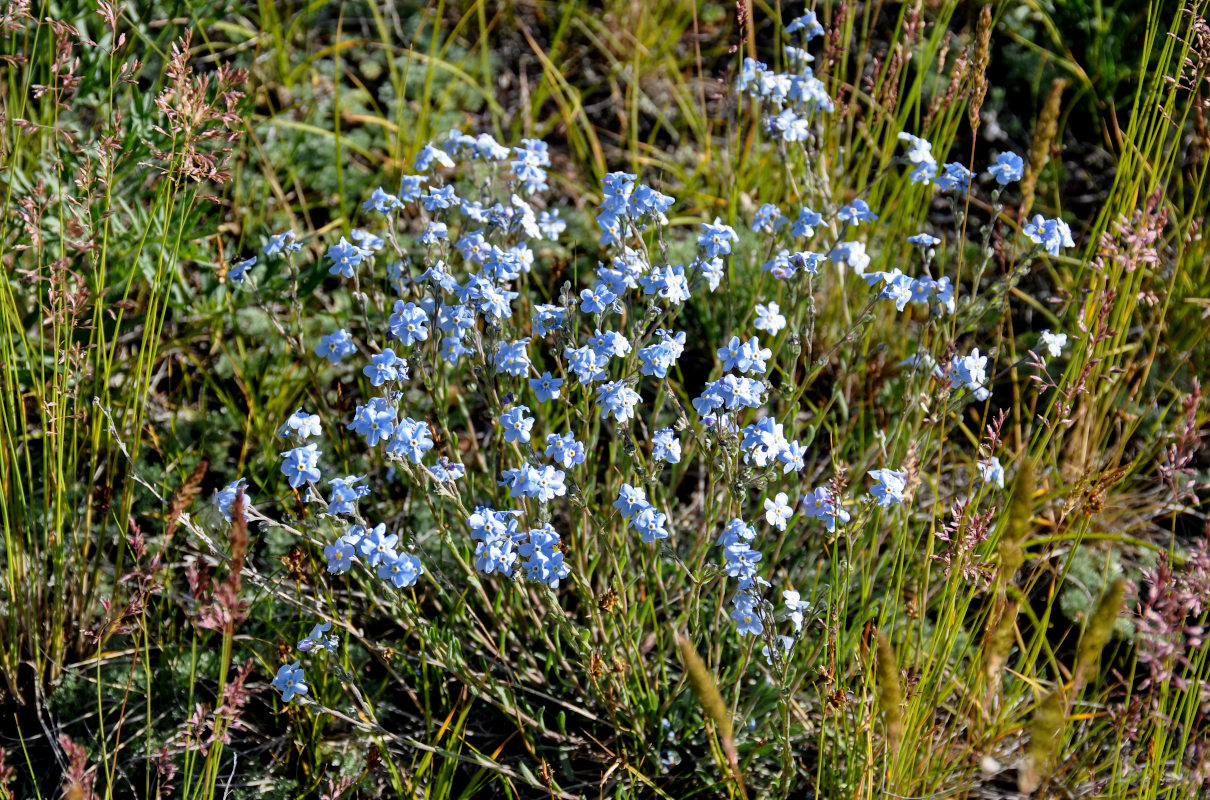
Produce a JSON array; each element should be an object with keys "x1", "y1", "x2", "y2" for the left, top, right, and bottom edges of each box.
[
  {"x1": 1039, "y1": 329, "x2": 1068, "y2": 358},
  {"x1": 763, "y1": 492, "x2": 794, "y2": 531}
]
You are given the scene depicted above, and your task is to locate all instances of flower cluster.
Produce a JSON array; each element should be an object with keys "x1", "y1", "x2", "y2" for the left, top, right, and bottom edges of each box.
[{"x1": 211, "y1": 6, "x2": 1083, "y2": 710}]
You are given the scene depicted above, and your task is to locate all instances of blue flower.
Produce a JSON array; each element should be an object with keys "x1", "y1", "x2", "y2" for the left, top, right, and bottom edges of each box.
[
  {"x1": 436, "y1": 302, "x2": 474, "y2": 335},
  {"x1": 785, "y1": 11, "x2": 824, "y2": 39},
  {"x1": 461, "y1": 198, "x2": 489, "y2": 223},
  {"x1": 717, "y1": 335, "x2": 769, "y2": 374},
  {"x1": 455, "y1": 231, "x2": 489, "y2": 263},
  {"x1": 595, "y1": 381, "x2": 641, "y2": 423},
  {"x1": 868, "y1": 468, "x2": 909, "y2": 507},
  {"x1": 545, "y1": 432, "x2": 586, "y2": 468},
  {"x1": 213, "y1": 478, "x2": 251, "y2": 523},
  {"x1": 639, "y1": 264, "x2": 691, "y2": 305},
  {"x1": 777, "y1": 440, "x2": 806, "y2": 473},
  {"x1": 723, "y1": 543, "x2": 764, "y2": 587},
  {"x1": 385, "y1": 417, "x2": 433, "y2": 463},
  {"x1": 946, "y1": 348, "x2": 990, "y2": 400},
  {"x1": 828, "y1": 241, "x2": 870, "y2": 274},
  {"x1": 418, "y1": 222, "x2": 449, "y2": 246},
  {"x1": 865, "y1": 268, "x2": 918, "y2": 312},
  {"x1": 363, "y1": 348, "x2": 407, "y2": 386},
  {"x1": 771, "y1": 108, "x2": 812, "y2": 142},
  {"x1": 472, "y1": 131, "x2": 511, "y2": 160},
  {"x1": 789, "y1": 72, "x2": 834, "y2": 113},
  {"x1": 898, "y1": 132, "x2": 937, "y2": 183},
  {"x1": 323, "y1": 536, "x2": 356, "y2": 574},
  {"x1": 377, "y1": 551, "x2": 423, "y2": 588},
  {"x1": 530, "y1": 372, "x2": 563, "y2": 402},
  {"x1": 613, "y1": 484, "x2": 648, "y2": 520},
  {"x1": 500, "y1": 464, "x2": 566, "y2": 503},
  {"x1": 801, "y1": 486, "x2": 850, "y2": 532},
  {"x1": 363, "y1": 186, "x2": 403, "y2": 214},
  {"x1": 350, "y1": 227, "x2": 383, "y2": 252},
  {"x1": 693, "y1": 257, "x2": 725, "y2": 291},
  {"x1": 698, "y1": 218, "x2": 738, "y2": 258},
  {"x1": 741, "y1": 417, "x2": 789, "y2": 468},
  {"x1": 517, "y1": 525, "x2": 570, "y2": 587},
  {"x1": 935, "y1": 162, "x2": 973, "y2": 193},
  {"x1": 587, "y1": 329, "x2": 631, "y2": 362},
  {"x1": 761, "y1": 636, "x2": 794, "y2": 667},
  {"x1": 532, "y1": 304, "x2": 566, "y2": 337},
  {"x1": 652, "y1": 428, "x2": 681, "y2": 464},
  {"x1": 511, "y1": 139, "x2": 551, "y2": 194},
  {"x1": 752, "y1": 203, "x2": 785, "y2": 234},
  {"x1": 281, "y1": 444, "x2": 321, "y2": 488},
  {"x1": 350, "y1": 227, "x2": 385, "y2": 251},
  {"x1": 357, "y1": 523, "x2": 397, "y2": 567},
  {"x1": 907, "y1": 233, "x2": 940, "y2": 248},
  {"x1": 438, "y1": 335, "x2": 471, "y2": 365},
  {"x1": 279, "y1": 408, "x2": 322, "y2": 439},
  {"x1": 493, "y1": 339, "x2": 532, "y2": 377},
  {"x1": 422, "y1": 184, "x2": 459, "y2": 212},
  {"x1": 325, "y1": 237, "x2": 364, "y2": 279},
  {"x1": 790, "y1": 251, "x2": 823, "y2": 275},
  {"x1": 500, "y1": 406, "x2": 535, "y2": 444},
  {"x1": 988, "y1": 152, "x2": 1024, "y2": 185},
  {"x1": 565, "y1": 345, "x2": 606, "y2": 385},
  {"x1": 783, "y1": 589, "x2": 809, "y2": 632},
  {"x1": 271, "y1": 662, "x2": 308, "y2": 702},
  {"x1": 228, "y1": 256, "x2": 255, "y2": 283},
  {"x1": 468, "y1": 506, "x2": 522, "y2": 575},
  {"x1": 599, "y1": 171, "x2": 636, "y2": 216},
  {"x1": 692, "y1": 375, "x2": 766, "y2": 419},
  {"x1": 428, "y1": 457, "x2": 466, "y2": 483},
  {"x1": 837, "y1": 199, "x2": 878, "y2": 227},
  {"x1": 629, "y1": 183, "x2": 674, "y2": 225},
  {"x1": 297, "y1": 620, "x2": 339, "y2": 653},
  {"x1": 977, "y1": 457, "x2": 1005, "y2": 489},
  {"x1": 579, "y1": 284, "x2": 618, "y2": 315},
  {"x1": 730, "y1": 597, "x2": 763, "y2": 637},
  {"x1": 1022, "y1": 215, "x2": 1075, "y2": 256},
  {"x1": 264, "y1": 230, "x2": 302, "y2": 255},
  {"x1": 327, "y1": 474, "x2": 370, "y2": 516},
  {"x1": 784, "y1": 45, "x2": 813, "y2": 67},
  {"x1": 398, "y1": 174, "x2": 427, "y2": 203},
  {"x1": 347, "y1": 398, "x2": 397, "y2": 447},
  {"x1": 388, "y1": 301, "x2": 430, "y2": 347},
  {"x1": 632, "y1": 505, "x2": 669, "y2": 543},
  {"x1": 716, "y1": 518, "x2": 757, "y2": 548},
  {"x1": 315, "y1": 329, "x2": 357, "y2": 364},
  {"x1": 736, "y1": 57, "x2": 764, "y2": 93},
  {"x1": 762, "y1": 249, "x2": 794, "y2": 278},
  {"x1": 596, "y1": 210, "x2": 625, "y2": 247},
  {"x1": 636, "y1": 329, "x2": 685, "y2": 378},
  {"x1": 415, "y1": 142, "x2": 455, "y2": 171}
]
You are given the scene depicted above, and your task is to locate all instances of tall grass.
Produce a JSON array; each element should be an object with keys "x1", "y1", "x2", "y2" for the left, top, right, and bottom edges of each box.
[{"x1": 0, "y1": 0, "x2": 1206, "y2": 798}]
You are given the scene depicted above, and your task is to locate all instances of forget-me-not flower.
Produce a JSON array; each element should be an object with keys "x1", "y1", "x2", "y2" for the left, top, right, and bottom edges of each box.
[{"x1": 272, "y1": 662, "x2": 308, "y2": 702}]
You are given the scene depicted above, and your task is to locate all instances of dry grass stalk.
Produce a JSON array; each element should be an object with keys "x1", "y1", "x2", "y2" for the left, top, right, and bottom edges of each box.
[
  {"x1": 982, "y1": 595, "x2": 1020, "y2": 708},
  {"x1": 1072, "y1": 577, "x2": 1126, "y2": 693},
  {"x1": 876, "y1": 631, "x2": 904, "y2": 755},
  {"x1": 1020, "y1": 686, "x2": 1066, "y2": 794},
  {"x1": 968, "y1": 4, "x2": 992, "y2": 134},
  {"x1": 998, "y1": 458, "x2": 1034, "y2": 582},
  {"x1": 675, "y1": 632, "x2": 747, "y2": 799}
]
